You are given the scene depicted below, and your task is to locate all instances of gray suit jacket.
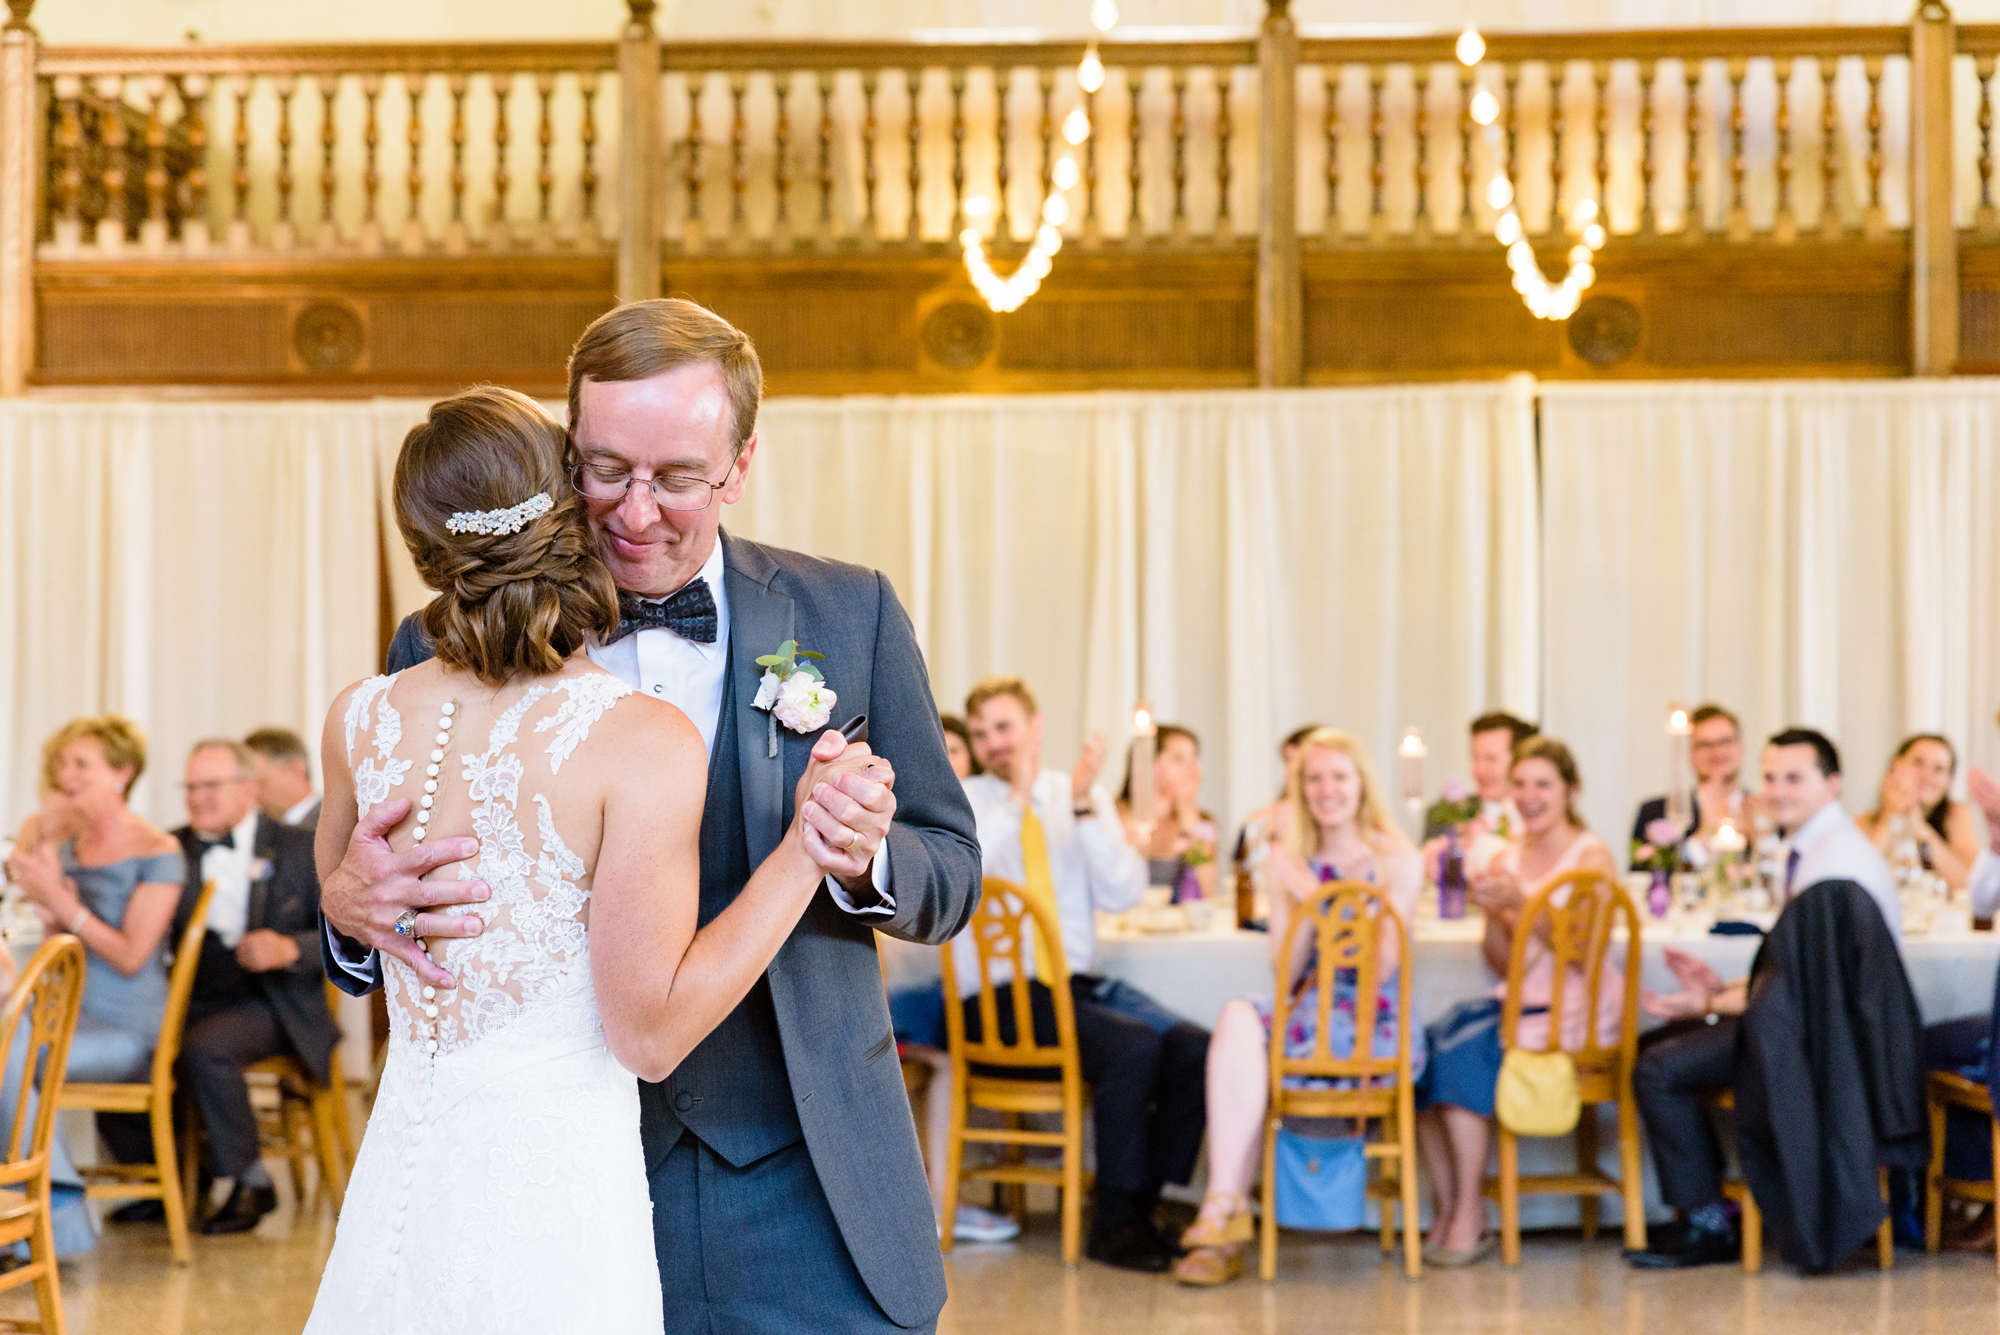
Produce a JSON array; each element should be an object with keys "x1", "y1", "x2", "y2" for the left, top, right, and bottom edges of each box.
[{"x1": 327, "y1": 530, "x2": 980, "y2": 1327}]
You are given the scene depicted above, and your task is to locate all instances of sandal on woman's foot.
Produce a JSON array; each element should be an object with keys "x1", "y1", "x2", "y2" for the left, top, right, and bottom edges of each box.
[
  {"x1": 1180, "y1": 1201, "x2": 1253, "y2": 1249},
  {"x1": 1172, "y1": 1246, "x2": 1244, "y2": 1286},
  {"x1": 1427, "y1": 1233, "x2": 1500, "y2": 1268}
]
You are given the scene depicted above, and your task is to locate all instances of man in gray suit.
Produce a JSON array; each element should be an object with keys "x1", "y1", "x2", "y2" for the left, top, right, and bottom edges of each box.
[{"x1": 318, "y1": 299, "x2": 982, "y2": 1332}]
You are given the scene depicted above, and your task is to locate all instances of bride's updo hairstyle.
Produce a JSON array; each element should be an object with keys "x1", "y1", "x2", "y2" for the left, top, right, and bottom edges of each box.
[{"x1": 394, "y1": 386, "x2": 620, "y2": 686}]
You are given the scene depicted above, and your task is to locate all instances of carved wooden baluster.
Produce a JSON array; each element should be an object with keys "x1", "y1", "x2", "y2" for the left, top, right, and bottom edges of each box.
[
  {"x1": 812, "y1": 71, "x2": 834, "y2": 248},
  {"x1": 1457, "y1": 64, "x2": 1474, "y2": 239},
  {"x1": 533, "y1": 71, "x2": 555, "y2": 250},
  {"x1": 1863, "y1": 55, "x2": 1885, "y2": 239},
  {"x1": 1170, "y1": 66, "x2": 1189, "y2": 242},
  {"x1": 273, "y1": 76, "x2": 297, "y2": 250},
  {"x1": 1503, "y1": 63, "x2": 1520, "y2": 222},
  {"x1": 731, "y1": 71, "x2": 751, "y2": 250},
  {"x1": 318, "y1": 73, "x2": 340, "y2": 250},
  {"x1": 231, "y1": 75, "x2": 254, "y2": 250},
  {"x1": 948, "y1": 69, "x2": 966, "y2": 237},
  {"x1": 491, "y1": 74, "x2": 513, "y2": 250},
  {"x1": 1216, "y1": 66, "x2": 1234, "y2": 241},
  {"x1": 51, "y1": 75, "x2": 83, "y2": 252},
  {"x1": 683, "y1": 72, "x2": 706, "y2": 252},
  {"x1": 1368, "y1": 65, "x2": 1386, "y2": 240},
  {"x1": 1083, "y1": 81, "x2": 1099, "y2": 246},
  {"x1": 178, "y1": 74, "x2": 211, "y2": 252},
  {"x1": 1684, "y1": 59, "x2": 1702, "y2": 237},
  {"x1": 1411, "y1": 63, "x2": 1430, "y2": 241},
  {"x1": 1638, "y1": 60, "x2": 1657, "y2": 233},
  {"x1": 1126, "y1": 66, "x2": 1142, "y2": 240},
  {"x1": 1978, "y1": 55, "x2": 1997, "y2": 235},
  {"x1": 1038, "y1": 66, "x2": 1056, "y2": 225},
  {"x1": 140, "y1": 76, "x2": 170, "y2": 254},
  {"x1": 1549, "y1": 62, "x2": 1566, "y2": 232},
  {"x1": 1725, "y1": 57, "x2": 1748, "y2": 241},
  {"x1": 861, "y1": 70, "x2": 880, "y2": 246},
  {"x1": 357, "y1": 74, "x2": 382, "y2": 252},
  {"x1": 402, "y1": 74, "x2": 426, "y2": 252},
  {"x1": 774, "y1": 73, "x2": 794, "y2": 249},
  {"x1": 580, "y1": 71, "x2": 602, "y2": 248},
  {"x1": 1322, "y1": 65, "x2": 1341, "y2": 241},
  {"x1": 445, "y1": 73, "x2": 469, "y2": 253},
  {"x1": 1819, "y1": 56, "x2": 1841, "y2": 239},
  {"x1": 1592, "y1": 60, "x2": 1610, "y2": 224},
  {"x1": 908, "y1": 67, "x2": 920, "y2": 246},
  {"x1": 1774, "y1": 57, "x2": 1796, "y2": 243}
]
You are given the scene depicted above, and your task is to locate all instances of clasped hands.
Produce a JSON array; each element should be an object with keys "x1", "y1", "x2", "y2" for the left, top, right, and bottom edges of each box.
[
  {"x1": 1642, "y1": 946, "x2": 1740, "y2": 1021},
  {"x1": 322, "y1": 728, "x2": 894, "y2": 990}
]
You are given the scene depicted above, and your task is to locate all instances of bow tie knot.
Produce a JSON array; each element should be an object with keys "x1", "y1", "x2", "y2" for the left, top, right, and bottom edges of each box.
[{"x1": 611, "y1": 581, "x2": 718, "y2": 646}]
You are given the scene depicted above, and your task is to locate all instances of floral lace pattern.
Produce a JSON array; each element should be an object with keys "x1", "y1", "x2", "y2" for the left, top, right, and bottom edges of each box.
[{"x1": 344, "y1": 674, "x2": 412, "y2": 818}]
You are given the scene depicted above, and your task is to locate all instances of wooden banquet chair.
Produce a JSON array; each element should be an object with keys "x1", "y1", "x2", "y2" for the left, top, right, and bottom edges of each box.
[
  {"x1": 0, "y1": 936, "x2": 89, "y2": 1335},
  {"x1": 1257, "y1": 879, "x2": 1422, "y2": 1281},
  {"x1": 56, "y1": 881, "x2": 213, "y2": 1266},
  {"x1": 1705, "y1": 1087, "x2": 1894, "y2": 1274},
  {"x1": 1925, "y1": 1070, "x2": 2000, "y2": 1273},
  {"x1": 939, "y1": 876, "x2": 1091, "y2": 1265},
  {"x1": 1485, "y1": 869, "x2": 1647, "y2": 1266}
]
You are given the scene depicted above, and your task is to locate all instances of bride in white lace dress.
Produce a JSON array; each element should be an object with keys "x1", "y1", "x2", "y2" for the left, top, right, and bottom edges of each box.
[{"x1": 304, "y1": 389, "x2": 846, "y2": 1334}]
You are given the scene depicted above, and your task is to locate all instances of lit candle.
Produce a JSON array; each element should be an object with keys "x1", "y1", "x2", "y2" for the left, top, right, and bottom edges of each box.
[
  {"x1": 1711, "y1": 821, "x2": 1746, "y2": 857},
  {"x1": 1665, "y1": 703, "x2": 1692, "y2": 830},
  {"x1": 1131, "y1": 706, "x2": 1157, "y2": 824},
  {"x1": 1399, "y1": 727, "x2": 1427, "y2": 811}
]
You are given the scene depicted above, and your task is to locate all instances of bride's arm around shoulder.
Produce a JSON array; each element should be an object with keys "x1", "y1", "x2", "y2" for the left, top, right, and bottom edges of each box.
[{"x1": 586, "y1": 694, "x2": 816, "y2": 1083}]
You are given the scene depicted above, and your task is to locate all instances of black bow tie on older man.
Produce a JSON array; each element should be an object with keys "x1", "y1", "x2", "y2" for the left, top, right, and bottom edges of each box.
[{"x1": 611, "y1": 581, "x2": 718, "y2": 646}]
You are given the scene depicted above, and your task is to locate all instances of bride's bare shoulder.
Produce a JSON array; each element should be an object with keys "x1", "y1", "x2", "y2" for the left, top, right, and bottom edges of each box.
[{"x1": 577, "y1": 673, "x2": 705, "y2": 772}]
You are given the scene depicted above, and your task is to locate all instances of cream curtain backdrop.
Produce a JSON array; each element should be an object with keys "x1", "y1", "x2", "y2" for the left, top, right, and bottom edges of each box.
[{"x1": 1540, "y1": 380, "x2": 2000, "y2": 845}]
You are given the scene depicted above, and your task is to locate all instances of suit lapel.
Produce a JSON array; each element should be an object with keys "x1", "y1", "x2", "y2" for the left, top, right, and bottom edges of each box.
[
  {"x1": 247, "y1": 815, "x2": 276, "y2": 930},
  {"x1": 724, "y1": 533, "x2": 794, "y2": 871}
]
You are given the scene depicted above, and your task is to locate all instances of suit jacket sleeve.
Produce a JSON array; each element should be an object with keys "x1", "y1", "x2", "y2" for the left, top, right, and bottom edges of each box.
[
  {"x1": 865, "y1": 571, "x2": 982, "y2": 946},
  {"x1": 320, "y1": 608, "x2": 437, "y2": 996},
  {"x1": 273, "y1": 825, "x2": 325, "y2": 977}
]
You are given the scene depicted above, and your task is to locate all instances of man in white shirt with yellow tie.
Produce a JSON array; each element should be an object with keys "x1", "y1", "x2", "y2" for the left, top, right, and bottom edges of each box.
[{"x1": 957, "y1": 676, "x2": 1209, "y2": 1274}]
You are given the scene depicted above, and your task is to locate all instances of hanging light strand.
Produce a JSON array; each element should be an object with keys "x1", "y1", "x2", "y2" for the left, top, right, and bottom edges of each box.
[{"x1": 1459, "y1": 27, "x2": 1605, "y2": 321}]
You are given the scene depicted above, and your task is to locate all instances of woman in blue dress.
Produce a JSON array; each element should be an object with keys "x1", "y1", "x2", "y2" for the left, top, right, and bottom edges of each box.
[
  {"x1": 1170, "y1": 728, "x2": 1426, "y2": 1285},
  {"x1": 4, "y1": 716, "x2": 184, "y2": 1256}
]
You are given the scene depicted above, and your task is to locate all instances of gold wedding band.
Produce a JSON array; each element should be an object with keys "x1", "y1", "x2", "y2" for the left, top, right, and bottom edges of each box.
[{"x1": 841, "y1": 828, "x2": 859, "y2": 851}]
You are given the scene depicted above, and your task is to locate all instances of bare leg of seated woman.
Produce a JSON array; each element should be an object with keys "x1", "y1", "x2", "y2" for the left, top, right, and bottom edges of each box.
[
  {"x1": 1173, "y1": 1000, "x2": 1265, "y2": 1282},
  {"x1": 1417, "y1": 1104, "x2": 1491, "y2": 1256}
]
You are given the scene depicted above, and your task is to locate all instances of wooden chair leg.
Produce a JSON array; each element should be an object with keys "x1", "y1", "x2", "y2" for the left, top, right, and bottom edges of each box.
[
  {"x1": 1926, "y1": 1093, "x2": 1947, "y2": 1254},
  {"x1": 1376, "y1": 1127, "x2": 1395, "y2": 1256},
  {"x1": 180, "y1": 1096, "x2": 204, "y2": 1228},
  {"x1": 31, "y1": 1182, "x2": 66, "y2": 1335},
  {"x1": 939, "y1": 1087, "x2": 967, "y2": 1255},
  {"x1": 1258, "y1": 1114, "x2": 1280, "y2": 1282},
  {"x1": 1576, "y1": 1108, "x2": 1600, "y2": 1243},
  {"x1": 1060, "y1": 1099, "x2": 1083, "y2": 1267},
  {"x1": 1990, "y1": 1116, "x2": 2000, "y2": 1277},
  {"x1": 311, "y1": 1088, "x2": 348, "y2": 1212},
  {"x1": 1400, "y1": 1115, "x2": 1422, "y2": 1279},
  {"x1": 328, "y1": 1054, "x2": 359, "y2": 1163},
  {"x1": 1617, "y1": 1091, "x2": 1648, "y2": 1252},
  {"x1": 152, "y1": 1099, "x2": 192, "y2": 1265},
  {"x1": 281, "y1": 1098, "x2": 310, "y2": 1206},
  {"x1": 1740, "y1": 1188, "x2": 1763, "y2": 1274},
  {"x1": 1876, "y1": 1167, "x2": 1894, "y2": 1270},
  {"x1": 1498, "y1": 1127, "x2": 1521, "y2": 1267}
]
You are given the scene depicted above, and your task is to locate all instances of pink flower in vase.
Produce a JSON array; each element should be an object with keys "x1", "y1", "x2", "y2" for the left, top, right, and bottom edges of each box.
[
  {"x1": 1440, "y1": 777, "x2": 1471, "y2": 802},
  {"x1": 1645, "y1": 818, "x2": 1683, "y2": 851}
]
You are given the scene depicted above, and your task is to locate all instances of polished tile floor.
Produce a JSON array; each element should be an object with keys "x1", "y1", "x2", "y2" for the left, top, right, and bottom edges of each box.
[{"x1": 4, "y1": 1194, "x2": 1995, "y2": 1335}]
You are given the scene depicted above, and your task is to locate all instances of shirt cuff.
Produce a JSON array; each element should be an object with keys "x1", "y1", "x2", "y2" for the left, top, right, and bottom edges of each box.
[
  {"x1": 826, "y1": 841, "x2": 896, "y2": 917},
  {"x1": 323, "y1": 919, "x2": 379, "y2": 981}
]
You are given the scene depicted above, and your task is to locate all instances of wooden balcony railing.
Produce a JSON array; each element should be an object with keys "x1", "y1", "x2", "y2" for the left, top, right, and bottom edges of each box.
[{"x1": 0, "y1": 1, "x2": 1982, "y2": 392}]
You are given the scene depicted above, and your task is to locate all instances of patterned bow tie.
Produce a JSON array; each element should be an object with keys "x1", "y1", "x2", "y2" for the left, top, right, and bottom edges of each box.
[{"x1": 611, "y1": 581, "x2": 718, "y2": 646}]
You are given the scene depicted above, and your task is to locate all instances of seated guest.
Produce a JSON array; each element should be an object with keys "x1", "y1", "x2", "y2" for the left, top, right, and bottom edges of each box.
[
  {"x1": 1414, "y1": 737, "x2": 1618, "y2": 1267},
  {"x1": 1171, "y1": 729, "x2": 1424, "y2": 1285},
  {"x1": 1628, "y1": 703, "x2": 1758, "y2": 865},
  {"x1": 1625, "y1": 727, "x2": 1897, "y2": 1269},
  {"x1": 939, "y1": 713, "x2": 981, "y2": 780},
  {"x1": 1857, "y1": 733, "x2": 1984, "y2": 891},
  {"x1": 243, "y1": 726, "x2": 322, "y2": 831},
  {"x1": 957, "y1": 676, "x2": 1210, "y2": 1272},
  {"x1": 1235, "y1": 725, "x2": 1323, "y2": 854},
  {"x1": 1422, "y1": 712, "x2": 1539, "y2": 878},
  {"x1": 166, "y1": 739, "x2": 335, "y2": 1235},
  {"x1": 0, "y1": 716, "x2": 183, "y2": 1257},
  {"x1": 1117, "y1": 724, "x2": 1219, "y2": 902}
]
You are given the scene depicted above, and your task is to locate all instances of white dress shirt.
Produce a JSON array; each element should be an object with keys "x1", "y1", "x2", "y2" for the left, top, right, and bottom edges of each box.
[
  {"x1": 200, "y1": 810, "x2": 264, "y2": 948},
  {"x1": 954, "y1": 769, "x2": 1147, "y2": 994},
  {"x1": 1970, "y1": 849, "x2": 2000, "y2": 922},
  {"x1": 283, "y1": 794, "x2": 321, "y2": 826},
  {"x1": 1781, "y1": 801, "x2": 1901, "y2": 941}
]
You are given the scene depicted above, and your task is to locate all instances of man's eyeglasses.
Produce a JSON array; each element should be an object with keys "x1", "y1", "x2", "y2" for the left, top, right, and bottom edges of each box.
[
  {"x1": 183, "y1": 778, "x2": 245, "y2": 795},
  {"x1": 569, "y1": 461, "x2": 729, "y2": 512}
]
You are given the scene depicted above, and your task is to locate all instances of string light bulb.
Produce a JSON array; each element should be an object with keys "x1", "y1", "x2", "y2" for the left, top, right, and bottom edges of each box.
[
  {"x1": 1078, "y1": 43, "x2": 1105, "y2": 94},
  {"x1": 1455, "y1": 26, "x2": 1486, "y2": 67},
  {"x1": 1090, "y1": 0, "x2": 1118, "y2": 32},
  {"x1": 1053, "y1": 154, "x2": 1081, "y2": 190},
  {"x1": 1062, "y1": 107, "x2": 1092, "y2": 144},
  {"x1": 1469, "y1": 87, "x2": 1499, "y2": 127}
]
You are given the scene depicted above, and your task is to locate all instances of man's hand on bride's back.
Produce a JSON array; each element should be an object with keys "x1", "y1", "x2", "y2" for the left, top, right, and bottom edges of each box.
[
  {"x1": 793, "y1": 731, "x2": 898, "y2": 889},
  {"x1": 323, "y1": 798, "x2": 490, "y2": 989}
]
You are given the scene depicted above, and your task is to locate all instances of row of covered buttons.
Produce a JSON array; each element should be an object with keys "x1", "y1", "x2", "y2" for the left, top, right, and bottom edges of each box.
[
  {"x1": 411, "y1": 701, "x2": 455, "y2": 845},
  {"x1": 385, "y1": 1090, "x2": 435, "y2": 1277}
]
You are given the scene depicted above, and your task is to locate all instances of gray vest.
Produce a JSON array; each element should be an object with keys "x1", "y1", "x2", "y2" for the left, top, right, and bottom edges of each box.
[{"x1": 637, "y1": 659, "x2": 805, "y2": 1169}]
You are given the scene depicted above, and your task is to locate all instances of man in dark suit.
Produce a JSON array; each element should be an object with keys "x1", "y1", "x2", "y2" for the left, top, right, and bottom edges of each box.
[
  {"x1": 244, "y1": 726, "x2": 322, "y2": 832},
  {"x1": 1627, "y1": 703, "x2": 1748, "y2": 865},
  {"x1": 319, "y1": 299, "x2": 982, "y2": 1333},
  {"x1": 167, "y1": 739, "x2": 336, "y2": 1234}
]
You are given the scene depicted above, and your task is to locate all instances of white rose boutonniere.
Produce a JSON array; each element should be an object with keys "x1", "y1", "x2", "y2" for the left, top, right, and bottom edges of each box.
[
  {"x1": 250, "y1": 857, "x2": 275, "y2": 884},
  {"x1": 753, "y1": 639, "x2": 838, "y2": 756}
]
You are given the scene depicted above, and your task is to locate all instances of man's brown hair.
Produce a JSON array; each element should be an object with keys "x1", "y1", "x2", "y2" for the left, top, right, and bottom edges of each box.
[
  {"x1": 1689, "y1": 703, "x2": 1740, "y2": 734},
  {"x1": 965, "y1": 677, "x2": 1040, "y2": 720},
  {"x1": 566, "y1": 299, "x2": 764, "y2": 457},
  {"x1": 243, "y1": 727, "x2": 311, "y2": 778}
]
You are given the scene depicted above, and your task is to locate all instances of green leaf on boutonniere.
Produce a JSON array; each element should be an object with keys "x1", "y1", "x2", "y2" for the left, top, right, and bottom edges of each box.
[
  {"x1": 754, "y1": 654, "x2": 789, "y2": 667},
  {"x1": 797, "y1": 650, "x2": 824, "y2": 661}
]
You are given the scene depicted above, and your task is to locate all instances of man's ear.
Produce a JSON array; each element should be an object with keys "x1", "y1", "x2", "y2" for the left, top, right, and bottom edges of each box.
[
  {"x1": 1827, "y1": 772, "x2": 1843, "y2": 801},
  {"x1": 721, "y1": 433, "x2": 758, "y2": 505}
]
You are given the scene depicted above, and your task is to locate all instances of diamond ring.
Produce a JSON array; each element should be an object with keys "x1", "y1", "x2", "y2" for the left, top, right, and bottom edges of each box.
[{"x1": 393, "y1": 909, "x2": 421, "y2": 939}]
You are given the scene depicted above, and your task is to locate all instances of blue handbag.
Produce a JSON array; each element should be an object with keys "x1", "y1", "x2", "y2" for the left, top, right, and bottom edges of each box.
[{"x1": 1272, "y1": 1127, "x2": 1367, "y2": 1231}]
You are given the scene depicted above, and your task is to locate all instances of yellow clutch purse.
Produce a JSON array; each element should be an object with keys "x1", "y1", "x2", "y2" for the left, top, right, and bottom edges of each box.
[{"x1": 1494, "y1": 1048, "x2": 1581, "y2": 1137}]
